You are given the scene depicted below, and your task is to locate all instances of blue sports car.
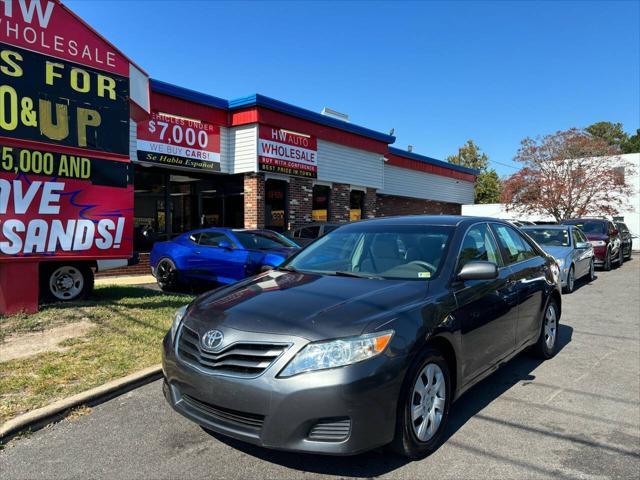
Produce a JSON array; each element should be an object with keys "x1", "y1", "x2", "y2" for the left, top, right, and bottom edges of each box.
[{"x1": 150, "y1": 228, "x2": 300, "y2": 291}]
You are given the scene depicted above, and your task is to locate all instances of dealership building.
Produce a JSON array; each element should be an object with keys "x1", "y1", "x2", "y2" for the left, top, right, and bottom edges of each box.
[{"x1": 128, "y1": 79, "x2": 477, "y2": 257}]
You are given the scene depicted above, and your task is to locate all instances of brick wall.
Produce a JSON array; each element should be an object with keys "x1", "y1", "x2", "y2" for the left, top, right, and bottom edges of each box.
[
  {"x1": 288, "y1": 177, "x2": 313, "y2": 229},
  {"x1": 95, "y1": 253, "x2": 151, "y2": 277},
  {"x1": 364, "y1": 187, "x2": 377, "y2": 219},
  {"x1": 244, "y1": 173, "x2": 265, "y2": 229},
  {"x1": 377, "y1": 194, "x2": 461, "y2": 217},
  {"x1": 330, "y1": 183, "x2": 351, "y2": 223}
]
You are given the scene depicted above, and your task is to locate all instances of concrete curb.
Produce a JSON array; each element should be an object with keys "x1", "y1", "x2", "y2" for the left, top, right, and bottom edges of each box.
[{"x1": 0, "y1": 365, "x2": 162, "y2": 442}]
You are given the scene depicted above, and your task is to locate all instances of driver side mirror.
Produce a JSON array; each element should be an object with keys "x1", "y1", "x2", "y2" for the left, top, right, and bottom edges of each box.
[
  {"x1": 458, "y1": 261, "x2": 499, "y2": 281},
  {"x1": 218, "y1": 241, "x2": 233, "y2": 250}
]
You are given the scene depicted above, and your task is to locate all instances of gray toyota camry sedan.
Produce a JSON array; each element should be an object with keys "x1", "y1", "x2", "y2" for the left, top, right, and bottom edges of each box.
[{"x1": 162, "y1": 216, "x2": 562, "y2": 458}]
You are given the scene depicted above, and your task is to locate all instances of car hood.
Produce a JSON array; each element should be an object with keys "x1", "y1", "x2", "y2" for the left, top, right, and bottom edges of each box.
[
  {"x1": 541, "y1": 245, "x2": 572, "y2": 259},
  {"x1": 184, "y1": 270, "x2": 427, "y2": 341}
]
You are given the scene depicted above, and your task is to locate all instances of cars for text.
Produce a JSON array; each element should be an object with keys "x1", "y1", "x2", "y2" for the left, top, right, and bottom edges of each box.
[
  {"x1": 561, "y1": 218, "x2": 623, "y2": 270},
  {"x1": 614, "y1": 221, "x2": 634, "y2": 261},
  {"x1": 522, "y1": 225, "x2": 595, "y2": 293},
  {"x1": 162, "y1": 216, "x2": 562, "y2": 458},
  {"x1": 150, "y1": 228, "x2": 299, "y2": 291}
]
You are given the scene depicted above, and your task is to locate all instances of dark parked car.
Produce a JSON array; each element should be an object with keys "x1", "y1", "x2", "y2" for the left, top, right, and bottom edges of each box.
[
  {"x1": 162, "y1": 216, "x2": 562, "y2": 458},
  {"x1": 287, "y1": 222, "x2": 341, "y2": 247},
  {"x1": 150, "y1": 228, "x2": 300, "y2": 290},
  {"x1": 615, "y1": 221, "x2": 633, "y2": 261},
  {"x1": 562, "y1": 218, "x2": 623, "y2": 270},
  {"x1": 522, "y1": 225, "x2": 595, "y2": 293}
]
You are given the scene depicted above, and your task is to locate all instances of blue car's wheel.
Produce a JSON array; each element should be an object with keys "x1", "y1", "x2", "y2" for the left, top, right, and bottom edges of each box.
[{"x1": 156, "y1": 258, "x2": 178, "y2": 291}]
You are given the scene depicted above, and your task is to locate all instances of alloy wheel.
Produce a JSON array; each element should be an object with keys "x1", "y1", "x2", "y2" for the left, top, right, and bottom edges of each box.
[
  {"x1": 567, "y1": 267, "x2": 574, "y2": 292},
  {"x1": 589, "y1": 260, "x2": 595, "y2": 280},
  {"x1": 411, "y1": 363, "x2": 446, "y2": 442},
  {"x1": 49, "y1": 266, "x2": 84, "y2": 300},
  {"x1": 157, "y1": 260, "x2": 176, "y2": 286},
  {"x1": 544, "y1": 304, "x2": 557, "y2": 350}
]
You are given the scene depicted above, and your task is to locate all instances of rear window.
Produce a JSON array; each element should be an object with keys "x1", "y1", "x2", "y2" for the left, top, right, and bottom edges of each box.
[{"x1": 563, "y1": 220, "x2": 606, "y2": 235}]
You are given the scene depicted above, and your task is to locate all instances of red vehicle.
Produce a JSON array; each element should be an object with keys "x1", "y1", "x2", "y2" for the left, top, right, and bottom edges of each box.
[{"x1": 561, "y1": 218, "x2": 623, "y2": 271}]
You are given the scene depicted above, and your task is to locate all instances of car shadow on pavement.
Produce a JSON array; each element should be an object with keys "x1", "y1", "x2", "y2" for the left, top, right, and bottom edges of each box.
[{"x1": 205, "y1": 324, "x2": 573, "y2": 477}]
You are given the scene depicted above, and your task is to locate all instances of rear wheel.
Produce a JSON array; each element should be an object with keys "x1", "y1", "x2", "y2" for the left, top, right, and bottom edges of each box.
[
  {"x1": 41, "y1": 263, "x2": 94, "y2": 302},
  {"x1": 392, "y1": 348, "x2": 451, "y2": 459},
  {"x1": 617, "y1": 247, "x2": 624, "y2": 267},
  {"x1": 534, "y1": 298, "x2": 559, "y2": 359},
  {"x1": 624, "y1": 244, "x2": 632, "y2": 260},
  {"x1": 156, "y1": 258, "x2": 179, "y2": 291},
  {"x1": 563, "y1": 266, "x2": 575, "y2": 294}
]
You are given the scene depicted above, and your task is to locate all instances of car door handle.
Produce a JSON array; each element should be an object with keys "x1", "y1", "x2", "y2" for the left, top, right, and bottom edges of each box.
[{"x1": 194, "y1": 250, "x2": 201, "y2": 255}]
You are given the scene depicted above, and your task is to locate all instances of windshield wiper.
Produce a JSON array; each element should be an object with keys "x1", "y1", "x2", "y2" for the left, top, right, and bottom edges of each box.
[{"x1": 333, "y1": 271, "x2": 384, "y2": 280}]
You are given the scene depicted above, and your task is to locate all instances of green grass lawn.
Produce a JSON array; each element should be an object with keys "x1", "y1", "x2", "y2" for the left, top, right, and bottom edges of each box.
[{"x1": 0, "y1": 286, "x2": 194, "y2": 424}]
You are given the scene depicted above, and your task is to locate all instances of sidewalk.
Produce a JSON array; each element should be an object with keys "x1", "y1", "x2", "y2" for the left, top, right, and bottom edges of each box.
[{"x1": 94, "y1": 275, "x2": 156, "y2": 286}]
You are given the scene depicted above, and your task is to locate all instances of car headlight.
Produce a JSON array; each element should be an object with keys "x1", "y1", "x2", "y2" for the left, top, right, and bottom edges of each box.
[
  {"x1": 591, "y1": 240, "x2": 606, "y2": 247},
  {"x1": 549, "y1": 262, "x2": 560, "y2": 284},
  {"x1": 279, "y1": 330, "x2": 394, "y2": 377},
  {"x1": 171, "y1": 305, "x2": 188, "y2": 343}
]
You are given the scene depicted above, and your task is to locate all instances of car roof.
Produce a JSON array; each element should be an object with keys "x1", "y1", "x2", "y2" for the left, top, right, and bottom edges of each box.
[
  {"x1": 348, "y1": 215, "x2": 514, "y2": 227},
  {"x1": 521, "y1": 225, "x2": 570, "y2": 230}
]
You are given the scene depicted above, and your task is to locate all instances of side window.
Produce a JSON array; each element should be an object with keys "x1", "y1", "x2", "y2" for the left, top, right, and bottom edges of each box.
[
  {"x1": 299, "y1": 226, "x2": 320, "y2": 239},
  {"x1": 188, "y1": 233, "x2": 201, "y2": 244},
  {"x1": 458, "y1": 223, "x2": 503, "y2": 271},
  {"x1": 571, "y1": 229, "x2": 580, "y2": 246},
  {"x1": 199, "y1": 232, "x2": 232, "y2": 247},
  {"x1": 575, "y1": 229, "x2": 588, "y2": 244},
  {"x1": 493, "y1": 224, "x2": 537, "y2": 264}
]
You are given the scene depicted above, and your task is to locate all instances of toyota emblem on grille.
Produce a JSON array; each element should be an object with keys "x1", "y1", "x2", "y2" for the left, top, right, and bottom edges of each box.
[{"x1": 201, "y1": 330, "x2": 224, "y2": 351}]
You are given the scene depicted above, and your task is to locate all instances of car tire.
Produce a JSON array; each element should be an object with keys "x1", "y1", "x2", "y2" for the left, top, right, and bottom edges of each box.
[
  {"x1": 603, "y1": 249, "x2": 612, "y2": 271},
  {"x1": 156, "y1": 258, "x2": 179, "y2": 291},
  {"x1": 40, "y1": 263, "x2": 94, "y2": 302},
  {"x1": 588, "y1": 259, "x2": 596, "y2": 282},
  {"x1": 391, "y1": 348, "x2": 451, "y2": 459},
  {"x1": 563, "y1": 266, "x2": 575, "y2": 294},
  {"x1": 617, "y1": 247, "x2": 624, "y2": 267},
  {"x1": 533, "y1": 298, "x2": 560, "y2": 359},
  {"x1": 624, "y1": 247, "x2": 632, "y2": 261}
]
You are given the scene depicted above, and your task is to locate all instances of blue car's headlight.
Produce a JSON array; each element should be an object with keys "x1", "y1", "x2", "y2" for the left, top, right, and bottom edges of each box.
[
  {"x1": 171, "y1": 305, "x2": 188, "y2": 343},
  {"x1": 279, "y1": 330, "x2": 394, "y2": 377}
]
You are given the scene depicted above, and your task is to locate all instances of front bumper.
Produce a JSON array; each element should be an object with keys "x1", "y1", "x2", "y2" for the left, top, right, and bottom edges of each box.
[{"x1": 162, "y1": 329, "x2": 407, "y2": 455}]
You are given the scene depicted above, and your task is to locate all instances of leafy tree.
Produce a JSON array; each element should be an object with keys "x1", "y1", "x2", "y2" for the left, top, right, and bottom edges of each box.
[
  {"x1": 447, "y1": 140, "x2": 501, "y2": 204},
  {"x1": 586, "y1": 121, "x2": 628, "y2": 150},
  {"x1": 501, "y1": 129, "x2": 636, "y2": 222},
  {"x1": 622, "y1": 129, "x2": 640, "y2": 154}
]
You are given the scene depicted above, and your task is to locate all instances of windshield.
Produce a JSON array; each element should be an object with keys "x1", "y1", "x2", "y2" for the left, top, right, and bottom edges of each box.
[
  {"x1": 234, "y1": 230, "x2": 298, "y2": 250},
  {"x1": 285, "y1": 224, "x2": 454, "y2": 280},
  {"x1": 563, "y1": 220, "x2": 606, "y2": 235},
  {"x1": 524, "y1": 228, "x2": 570, "y2": 247}
]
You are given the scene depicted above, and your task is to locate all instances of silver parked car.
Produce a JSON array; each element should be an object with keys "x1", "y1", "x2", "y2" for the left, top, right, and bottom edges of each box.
[{"x1": 522, "y1": 225, "x2": 595, "y2": 293}]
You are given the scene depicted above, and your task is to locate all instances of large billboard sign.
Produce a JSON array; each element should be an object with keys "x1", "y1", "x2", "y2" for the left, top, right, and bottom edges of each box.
[
  {"x1": 258, "y1": 125, "x2": 317, "y2": 178},
  {"x1": 0, "y1": 0, "x2": 137, "y2": 262},
  {"x1": 136, "y1": 112, "x2": 221, "y2": 172}
]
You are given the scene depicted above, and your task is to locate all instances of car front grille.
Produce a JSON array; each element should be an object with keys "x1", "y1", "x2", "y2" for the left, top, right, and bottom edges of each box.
[
  {"x1": 182, "y1": 394, "x2": 265, "y2": 431},
  {"x1": 177, "y1": 325, "x2": 289, "y2": 378}
]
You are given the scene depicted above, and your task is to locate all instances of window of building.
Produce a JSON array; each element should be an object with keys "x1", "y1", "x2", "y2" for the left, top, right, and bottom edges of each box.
[
  {"x1": 350, "y1": 190, "x2": 365, "y2": 221},
  {"x1": 134, "y1": 169, "x2": 167, "y2": 252},
  {"x1": 265, "y1": 179, "x2": 288, "y2": 233},
  {"x1": 312, "y1": 184, "x2": 331, "y2": 222}
]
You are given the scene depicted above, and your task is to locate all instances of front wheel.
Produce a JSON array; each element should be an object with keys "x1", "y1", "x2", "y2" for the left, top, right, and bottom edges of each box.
[
  {"x1": 588, "y1": 259, "x2": 596, "y2": 282},
  {"x1": 533, "y1": 298, "x2": 559, "y2": 359},
  {"x1": 603, "y1": 250, "x2": 612, "y2": 271},
  {"x1": 392, "y1": 348, "x2": 451, "y2": 459},
  {"x1": 155, "y1": 258, "x2": 179, "y2": 291},
  {"x1": 41, "y1": 263, "x2": 94, "y2": 302},
  {"x1": 563, "y1": 266, "x2": 575, "y2": 294}
]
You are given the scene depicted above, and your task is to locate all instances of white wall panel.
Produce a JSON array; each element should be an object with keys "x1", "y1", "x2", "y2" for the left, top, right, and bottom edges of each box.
[
  {"x1": 229, "y1": 125, "x2": 258, "y2": 174},
  {"x1": 380, "y1": 164, "x2": 475, "y2": 204},
  {"x1": 316, "y1": 140, "x2": 384, "y2": 189}
]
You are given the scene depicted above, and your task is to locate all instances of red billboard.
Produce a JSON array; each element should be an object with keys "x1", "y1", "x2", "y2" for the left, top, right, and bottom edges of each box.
[
  {"x1": 136, "y1": 111, "x2": 221, "y2": 172},
  {"x1": 0, "y1": 0, "x2": 135, "y2": 262},
  {"x1": 258, "y1": 125, "x2": 317, "y2": 178}
]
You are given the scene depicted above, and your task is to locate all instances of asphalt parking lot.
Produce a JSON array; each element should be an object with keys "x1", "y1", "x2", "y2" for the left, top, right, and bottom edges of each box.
[{"x1": 1, "y1": 258, "x2": 639, "y2": 479}]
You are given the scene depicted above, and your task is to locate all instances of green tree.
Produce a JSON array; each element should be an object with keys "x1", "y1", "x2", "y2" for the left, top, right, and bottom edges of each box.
[
  {"x1": 622, "y1": 129, "x2": 640, "y2": 154},
  {"x1": 447, "y1": 140, "x2": 501, "y2": 204},
  {"x1": 586, "y1": 121, "x2": 628, "y2": 150}
]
